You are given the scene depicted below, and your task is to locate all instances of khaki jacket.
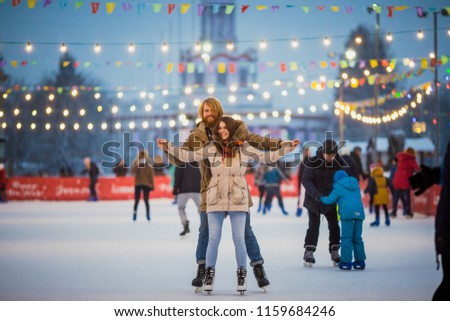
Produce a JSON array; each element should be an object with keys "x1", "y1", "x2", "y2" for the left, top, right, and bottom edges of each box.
[
  {"x1": 166, "y1": 119, "x2": 282, "y2": 212},
  {"x1": 167, "y1": 141, "x2": 292, "y2": 213}
]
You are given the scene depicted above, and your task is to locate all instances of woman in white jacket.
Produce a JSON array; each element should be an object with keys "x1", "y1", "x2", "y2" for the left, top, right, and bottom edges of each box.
[{"x1": 162, "y1": 116, "x2": 296, "y2": 294}]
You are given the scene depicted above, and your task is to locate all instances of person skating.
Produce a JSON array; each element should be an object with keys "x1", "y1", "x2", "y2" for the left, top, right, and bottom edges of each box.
[
  {"x1": 157, "y1": 96, "x2": 299, "y2": 291},
  {"x1": 173, "y1": 161, "x2": 201, "y2": 237},
  {"x1": 365, "y1": 166, "x2": 392, "y2": 227},
  {"x1": 409, "y1": 140, "x2": 450, "y2": 300},
  {"x1": 131, "y1": 150, "x2": 155, "y2": 221},
  {"x1": 262, "y1": 164, "x2": 289, "y2": 215},
  {"x1": 82, "y1": 157, "x2": 99, "y2": 201},
  {"x1": 302, "y1": 139, "x2": 347, "y2": 267},
  {"x1": 320, "y1": 170, "x2": 367, "y2": 270},
  {"x1": 163, "y1": 116, "x2": 296, "y2": 294}
]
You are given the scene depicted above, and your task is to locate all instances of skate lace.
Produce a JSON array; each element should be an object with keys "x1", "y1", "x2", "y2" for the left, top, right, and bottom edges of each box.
[
  {"x1": 197, "y1": 265, "x2": 206, "y2": 278},
  {"x1": 237, "y1": 268, "x2": 247, "y2": 286},
  {"x1": 253, "y1": 265, "x2": 264, "y2": 279},
  {"x1": 205, "y1": 269, "x2": 215, "y2": 285}
]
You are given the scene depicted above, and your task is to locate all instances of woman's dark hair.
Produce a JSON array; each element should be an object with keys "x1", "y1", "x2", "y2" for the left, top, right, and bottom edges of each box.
[{"x1": 212, "y1": 116, "x2": 240, "y2": 157}]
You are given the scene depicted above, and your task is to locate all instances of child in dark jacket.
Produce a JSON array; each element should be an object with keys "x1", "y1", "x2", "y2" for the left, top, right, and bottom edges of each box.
[{"x1": 320, "y1": 170, "x2": 367, "y2": 270}]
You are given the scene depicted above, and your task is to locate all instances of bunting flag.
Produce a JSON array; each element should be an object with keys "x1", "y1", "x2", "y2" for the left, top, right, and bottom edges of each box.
[
  {"x1": 168, "y1": 4, "x2": 175, "y2": 14},
  {"x1": 12, "y1": 0, "x2": 21, "y2": 7},
  {"x1": 137, "y1": 3, "x2": 145, "y2": 14},
  {"x1": 225, "y1": 5, "x2": 234, "y2": 14},
  {"x1": 180, "y1": 3, "x2": 190, "y2": 14},
  {"x1": 91, "y1": 2, "x2": 99, "y2": 14},
  {"x1": 212, "y1": 4, "x2": 220, "y2": 13},
  {"x1": 43, "y1": 0, "x2": 52, "y2": 8},
  {"x1": 197, "y1": 4, "x2": 205, "y2": 16},
  {"x1": 153, "y1": 3, "x2": 162, "y2": 13},
  {"x1": 106, "y1": 2, "x2": 115, "y2": 14},
  {"x1": 75, "y1": 1, "x2": 82, "y2": 10},
  {"x1": 27, "y1": 0, "x2": 36, "y2": 9},
  {"x1": 241, "y1": 5, "x2": 249, "y2": 13},
  {"x1": 122, "y1": 2, "x2": 132, "y2": 12},
  {"x1": 58, "y1": 0, "x2": 67, "y2": 9}
]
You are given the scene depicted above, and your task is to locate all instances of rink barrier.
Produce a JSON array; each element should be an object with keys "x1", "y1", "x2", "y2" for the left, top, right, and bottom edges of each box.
[{"x1": 5, "y1": 176, "x2": 441, "y2": 216}]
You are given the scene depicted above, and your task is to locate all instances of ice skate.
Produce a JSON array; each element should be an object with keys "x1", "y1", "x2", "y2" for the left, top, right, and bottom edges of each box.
[
  {"x1": 352, "y1": 260, "x2": 366, "y2": 270},
  {"x1": 338, "y1": 262, "x2": 352, "y2": 270},
  {"x1": 192, "y1": 263, "x2": 205, "y2": 293},
  {"x1": 253, "y1": 264, "x2": 270, "y2": 292},
  {"x1": 303, "y1": 245, "x2": 316, "y2": 267},
  {"x1": 179, "y1": 220, "x2": 190, "y2": 238},
  {"x1": 236, "y1": 267, "x2": 247, "y2": 295},
  {"x1": 203, "y1": 267, "x2": 215, "y2": 295},
  {"x1": 132, "y1": 211, "x2": 136, "y2": 221},
  {"x1": 330, "y1": 245, "x2": 341, "y2": 267}
]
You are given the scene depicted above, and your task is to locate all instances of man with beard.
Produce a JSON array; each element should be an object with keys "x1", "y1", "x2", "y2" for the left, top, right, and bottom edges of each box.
[{"x1": 158, "y1": 97, "x2": 299, "y2": 291}]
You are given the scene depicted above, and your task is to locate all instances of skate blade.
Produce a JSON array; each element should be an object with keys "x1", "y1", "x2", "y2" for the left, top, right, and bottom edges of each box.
[
  {"x1": 194, "y1": 286, "x2": 202, "y2": 294},
  {"x1": 205, "y1": 290, "x2": 212, "y2": 295},
  {"x1": 303, "y1": 261, "x2": 314, "y2": 268},
  {"x1": 238, "y1": 290, "x2": 246, "y2": 295},
  {"x1": 333, "y1": 262, "x2": 339, "y2": 267},
  {"x1": 180, "y1": 234, "x2": 190, "y2": 239},
  {"x1": 261, "y1": 287, "x2": 268, "y2": 293}
]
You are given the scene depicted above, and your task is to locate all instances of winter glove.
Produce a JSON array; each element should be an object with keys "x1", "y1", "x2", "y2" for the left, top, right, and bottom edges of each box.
[
  {"x1": 408, "y1": 165, "x2": 441, "y2": 196},
  {"x1": 296, "y1": 208, "x2": 303, "y2": 217},
  {"x1": 314, "y1": 193, "x2": 324, "y2": 202}
]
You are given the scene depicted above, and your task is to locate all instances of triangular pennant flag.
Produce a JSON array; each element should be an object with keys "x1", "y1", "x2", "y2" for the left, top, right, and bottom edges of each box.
[
  {"x1": 74, "y1": 61, "x2": 80, "y2": 68},
  {"x1": 256, "y1": 6, "x2": 267, "y2": 11},
  {"x1": 229, "y1": 63, "x2": 235, "y2": 73},
  {"x1": 311, "y1": 81, "x2": 318, "y2": 90},
  {"x1": 91, "y1": 2, "x2": 100, "y2": 14},
  {"x1": 106, "y1": 2, "x2": 115, "y2": 14},
  {"x1": 286, "y1": 5, "x2": 294, "y2": 8},
  {"x1": 340, "y1": 60, "x2": 349, "y2": 69},
  {"x1": 84, "y1": 62, "x2": 91, "y2": 67},
  {"x1": 153, "y1": 3, "x2": 162, "y2": 13},
  {"x1": 330, "y1": 61, "x2": 338, "y2": 68},
  {"x1": 390, "y1": 59, "x2": 397, "y2": 69},
  {"x1": 271, "y1": 5, "x2": 279, "y2": 12},
  {"x1": 381, "y1": 59, "x2": 389, "y2": 67},
  {"x1": 12, "y1": 0, "x2": 21, "y2": 7},
  {"x1": 187, "y1": 62, "x2": 195, "y2": 73},
  {"x1": 289, "y1": 62, "x2": 298, "y2": 71},
  {"x1": 441, "y1": 55, "x2": 449, "y2": 65},
  {"x1": 43, "y1": 0, "x2": 52, "y2": 8},
  {"x1": 196, "y1": 63, "x2": 205, "y2": 73},
  {"x1": 359, "y1": 60, "x2": 366, "y2": 68},
  {"x1": 309, "y1": 61, "x2": 317, "y2": 69},
  {"x1": 345, "y1": 6, "x2": 352, "y2": 13},
  {"x1": 137, "y1": 3, "x2": 145, "y2": 14},
  {"x1": 225, "y1": 5, "x2": 234, "y2": 14},
  {"x1": 259, "y1": 63, "x2": 266, "y2": 72},
  {"x1": 122, "y1": 2, "x2": 132, "y2": 11},
  {"x1": 28, "y1": 0, "x2": 37, "y2": 9},
  {"x1": 331, "y1": 6, "x2": 339, "y2": 12},
  {"x1": 167, "y1": 63, "x2": 173, "y2": 73},
  {"x1": 368, "y1": 75, "x2": 375, "y2": 85},
  {"x1": 415, "y1": 6, "x2": 425, "y2": 17},
  {"x1": 320, "y1": 61, "x2": 328, "y2": 68},
  {"x1": 181, "y1": 3, "x2": 190, "y2": 14},
  {"x1": 327, "y1": 80, "x2": 335, "y2": 89},
  {"x1": 421, "y1": 58, "x2": 428, "y2": 69},
  {"x1": 218, "y1": 63, "x2": 226, "y2": 73},
  {"x1": 21, "y1": 60, "x2": 28, "y2": 66},
  {"x1": 442, "y1": 7, "x2": 450, "y2": 15},
  {"x1": 75, "y1": 2, "x2": 83, "y2": 10},
  {"x1": 156, "y1": 63, "x2": 162, "y2": 70},
  {"x1": 359, "y1": 78, "x2": 366, "y2": 86},
  {"x1": 241, "y1": 5, "x2": 249, "y2": 13},
  {"x1": 280, "y1": 63, "x2": 287, "y2": 72},
  {"x1": 316, "y1": 6, "x2": 325, "y2": 11},
  {"x1": 212, "y1": 4, "x2": 220, "y2": 14},
  {"x1": 394, "y1": 6, "x2": 408, "y2": 11},
  {"x1": 135, "y1": 62, "x2": 143, "y2": 67},
  {"x1": 301, "y1": 6, "x2": 309, "y2": 13},
  {"x1": 63, "y1": 61, "x2": 70, "y2": 67},
  {"x1": 56, "y1": 87, "x2": 63, "y2": 94},
  {"x1": 59, "y1": 0, "x2": 67, "y2": 9},
  {"x1": 387, "y1": 6, "x2": 394, "y2": 17},
  {"x1": 197, "y1": 4, "x2": 205, "y2": 16},
  {"x1": 168, "y1": 4, "x2": 175, "y2": 14},
  {"x1": 370, "y1": 59, "x2": 378, "y2": 68},
  {"x1": 178, "y1": 63, "x2": 185, "y2": 73}
]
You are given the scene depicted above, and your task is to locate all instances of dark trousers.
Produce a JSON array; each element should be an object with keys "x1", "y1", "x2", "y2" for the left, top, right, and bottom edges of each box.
[
  {"x1": 374, "y1": 204, "x2": 389, "y2": 222},
  {"x1": 304, "y1": 209, "x2": 340, "y2": 252},
  {"x1": 264, "y1": 186, "x2": 285, "y2": 210},
  {"x1": 258, "y1": 185, "x2": 265, "y2": 208},
  {"x1": 134, "y1": 185, "x2": 150, "y2": 214},
  {"x1": 395, "y1": 189, "x2": 411, "y2": 214},
  {"x1": 89, "y1": 179, "x2": 97, "y2": 198},
  {"x1": 433, "y1": 255, "x2": 450, "y2": 301}
]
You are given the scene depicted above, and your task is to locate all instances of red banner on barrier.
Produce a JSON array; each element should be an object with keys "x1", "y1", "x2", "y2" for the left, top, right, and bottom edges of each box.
[{"x1": 5, "y1": 176, "x2": 440, "y2": 216}]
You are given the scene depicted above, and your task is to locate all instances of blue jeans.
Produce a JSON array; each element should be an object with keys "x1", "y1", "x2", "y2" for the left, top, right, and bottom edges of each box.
[
  {"x1": 206, "y1": 211, "x2": 247, "y2": 269},
  {"x1": 196, "y1": 212, "x2": 264, "y2": 266},
  {"x1": 340, "y1": 219, "x2": 366, "y2": 263}
]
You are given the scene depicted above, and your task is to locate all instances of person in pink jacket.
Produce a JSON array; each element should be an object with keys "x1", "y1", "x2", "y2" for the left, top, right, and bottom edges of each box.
[{"x1": 392, "y1": 147, "x2": 420, "y2": 218}]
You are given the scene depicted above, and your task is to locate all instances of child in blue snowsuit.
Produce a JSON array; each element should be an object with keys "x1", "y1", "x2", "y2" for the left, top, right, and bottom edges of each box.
[{"x1": 320, "y1": 170, "x2": 367, "y2": 270}]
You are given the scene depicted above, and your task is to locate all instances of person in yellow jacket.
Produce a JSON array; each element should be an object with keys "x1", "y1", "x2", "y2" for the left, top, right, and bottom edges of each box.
[{"x1": 364, "y1": 166, "x2": 391, "y2": 227}]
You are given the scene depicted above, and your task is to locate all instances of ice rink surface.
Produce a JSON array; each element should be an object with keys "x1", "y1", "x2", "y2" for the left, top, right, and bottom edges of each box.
[{"x1": 0, "y1": 198, "x2": 441, "y2": 301}]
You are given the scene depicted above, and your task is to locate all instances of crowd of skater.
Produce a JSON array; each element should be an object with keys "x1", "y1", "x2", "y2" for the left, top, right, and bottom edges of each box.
[{"x1": 1, "y1": 96, "x2": 447, "y2": 300}]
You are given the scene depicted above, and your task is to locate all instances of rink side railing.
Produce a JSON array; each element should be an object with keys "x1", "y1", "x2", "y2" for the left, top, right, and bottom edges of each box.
[{"x1": 5, "y1": 175, "x2": 441, "y2": 216}]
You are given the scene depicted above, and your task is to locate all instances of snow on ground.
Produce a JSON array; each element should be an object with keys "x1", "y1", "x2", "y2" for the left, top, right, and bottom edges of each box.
[{"x1": 0, "y1": 198, "x2": 441, "y2": 301}]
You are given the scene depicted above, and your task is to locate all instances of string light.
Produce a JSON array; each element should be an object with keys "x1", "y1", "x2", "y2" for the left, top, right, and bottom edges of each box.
[
  {"x1": 194, "y1": 42, "x2": 201, "y2": 52},
  {"x1": 259, "y1": 40, "x2": 267, "y2": 49},
  {"x1": 355, "y1": 36, "x2": 362, "y2": 44},
  {"x1": 203, "y1": 42, "x2": 212, "y2": 52},
  {"x1": 25, "y1": 42, "x2": 33, "y2": 53},
  {"x1": 94, "y1": 43, "x2": 101, "y2": 53},
  {"x1": 226, "y1": 41, "x2": 234, "y2": 51},
  {"x1": 323, "y1": 37, "x2": 331, "y2": 46},
  {"x1": 161, "y1": 42, "x2": 169, "y2": 52},
  {"x1": 128, "y1": 43, "x2": 135, "y2": 53},
  {"x1": 417, "y1": 30, "x2": 424, "y2": 39},
  {"x1": 291, "y1": 38, "x2": 299, "y2": 48},
  {"x1": 386, "y1": 32, "x2": 393, "y2": 42},
  {"x1": 60, "y1": 43, "x2": 67, "y2": 53}
]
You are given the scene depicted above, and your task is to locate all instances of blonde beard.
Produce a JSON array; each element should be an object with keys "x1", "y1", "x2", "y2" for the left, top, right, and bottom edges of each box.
[{"x1": 204, "y1": 116, "x2": 217, "y2": 128}]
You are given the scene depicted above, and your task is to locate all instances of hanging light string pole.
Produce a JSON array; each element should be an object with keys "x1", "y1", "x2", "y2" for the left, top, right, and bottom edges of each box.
[{"x1": 433, "y1": 11, "x2": 439, "y2": 166}]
